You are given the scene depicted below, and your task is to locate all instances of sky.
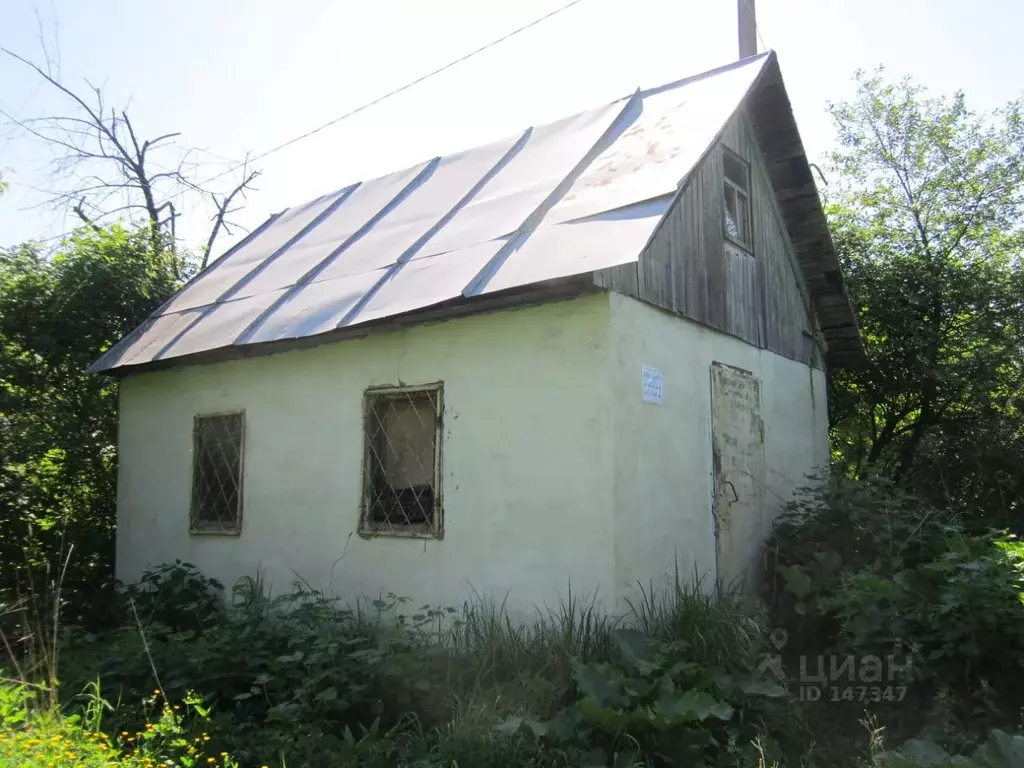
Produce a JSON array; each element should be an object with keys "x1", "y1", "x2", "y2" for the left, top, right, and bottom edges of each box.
[{"x1": 0, "y1": 0, "x2": 1021, "y2": 257}]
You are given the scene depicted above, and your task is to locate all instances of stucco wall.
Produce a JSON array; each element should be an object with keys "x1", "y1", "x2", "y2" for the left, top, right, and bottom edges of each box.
[
  {"x1": 607, "y1": 292, "x2": 828, "y2": 609},
  {"x1": 116, "y1": 294, "x2": 615, "y2": 616},
  {"x1": 116, "y1": 289, "x2": 827, "y2": 616}
]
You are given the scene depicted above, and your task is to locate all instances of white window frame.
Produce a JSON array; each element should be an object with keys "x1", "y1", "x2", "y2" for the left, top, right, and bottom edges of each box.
[{"x1": 359, "y1": 382, "x2": 444, "y2": 539}]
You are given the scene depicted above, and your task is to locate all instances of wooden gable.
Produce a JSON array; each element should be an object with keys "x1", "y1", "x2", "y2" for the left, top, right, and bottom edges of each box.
[
  {"x1": 595, "y1": 55, "x2": 861, "y2": 369},
  {"x1": 595, "y1": 108, "x2": 823, "y2": 369}
]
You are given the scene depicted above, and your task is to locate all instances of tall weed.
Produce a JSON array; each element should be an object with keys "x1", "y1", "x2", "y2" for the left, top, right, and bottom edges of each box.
[{"x1": 627, "y1": 566, "x2": 767, "y2": 673}]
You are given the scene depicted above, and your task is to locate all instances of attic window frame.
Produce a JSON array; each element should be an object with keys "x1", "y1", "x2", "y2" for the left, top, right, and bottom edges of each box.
[
  {"x1": 359, "y1": 382, "x2": 444, "y2": 540},
  {"x1": 722, "y1": 148, "x2": 752, "y2": 251},
  {"x1": 189, "y1": 411, "x2": 245, "y2": 536}
]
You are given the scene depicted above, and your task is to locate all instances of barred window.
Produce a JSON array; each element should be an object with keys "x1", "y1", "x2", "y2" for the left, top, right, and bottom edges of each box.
[
  {"x1": 723, "y1": 148, "x2": 752, "y2": 249},
  {"x1": 190, "y1": 412, "x2": 244, "y2": 534},
  {"x1": 361, "y1": 384, "x2": 443, "y2": 538}
]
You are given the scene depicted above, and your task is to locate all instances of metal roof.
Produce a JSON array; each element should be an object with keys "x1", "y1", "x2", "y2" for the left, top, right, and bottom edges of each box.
[{"x1": 92, "y1": 52, "x2": 854, "y2": 374}]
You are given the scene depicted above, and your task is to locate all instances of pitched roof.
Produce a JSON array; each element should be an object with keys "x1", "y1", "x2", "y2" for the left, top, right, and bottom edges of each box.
[{"x1": 90, "y1": 51, "x2": 862, "y2": 375}]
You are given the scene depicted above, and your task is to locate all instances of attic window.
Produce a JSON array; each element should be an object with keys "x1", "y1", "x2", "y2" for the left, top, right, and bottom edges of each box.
[
  {"x1": 723, "y1": 149, "x2": 752, "y2": 249},
  {"x1": 190, "y1": 412, "x2": 244, "y2": 534},
  {"x1": 361, "y1": 384, "x2": 443, "y2": 538}
]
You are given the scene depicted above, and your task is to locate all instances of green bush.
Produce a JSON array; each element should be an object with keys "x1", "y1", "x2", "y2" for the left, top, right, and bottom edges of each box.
[
  {"x1": 766, "y1": 476, "x2": 955, "y2": 624},
  {"x1": 823, "y1": 531, "x2": 1024, "y2": 689},
  {"x1": 0, "y1": 226, "x2": 190, "y2": 604},
  {"x1": 767, "y1": 475, "x2": 1024, "y2": 738},
  {"x1": 61, "y1": 566, "x2": 438, "y2": 766},
  {"x1": 61, "y1": 570, "x2": 618, "y2": 765},
  {"x1": 876, "y1": 729, "x2": 1024, "y2": 768},
  {"x1": 123, "y1": 560, "x2": 225, "y2": 633},
  {"x1": 501, "y1": 592, "x2": 801, "y2": 767}
]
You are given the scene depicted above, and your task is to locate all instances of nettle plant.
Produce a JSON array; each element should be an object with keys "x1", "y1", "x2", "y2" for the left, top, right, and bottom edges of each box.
[
  {"x1": 124, "y1": 561, "x2": 226, "y2": 633},
  {"x1": 501, "y1": 628, "x2": 791, "y2": 767}
]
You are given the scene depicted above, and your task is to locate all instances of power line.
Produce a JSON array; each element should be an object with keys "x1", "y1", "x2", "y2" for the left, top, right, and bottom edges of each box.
[{"x1": 199, "y1": 0, "x2": 589, "y2": 186}]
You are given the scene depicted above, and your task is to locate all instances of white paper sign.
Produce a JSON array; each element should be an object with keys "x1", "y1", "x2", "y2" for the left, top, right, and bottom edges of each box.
[{"x1": 641, "y1": 365, "x2": 663, "y2": 404}]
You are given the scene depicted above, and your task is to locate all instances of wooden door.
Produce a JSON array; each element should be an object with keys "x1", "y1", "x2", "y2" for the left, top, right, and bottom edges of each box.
[{"x1": 710, "y1": 362, "x2": 765, "y2": 591}]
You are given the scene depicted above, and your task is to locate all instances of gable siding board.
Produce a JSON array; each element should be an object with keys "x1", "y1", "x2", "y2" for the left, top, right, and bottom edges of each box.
[
  {"x1": 600, "y1": 109, "x2": 821, "y2": 367},
  {"x1": 702, "y1": 156, "x2": 727, "y2": 329},
  {"x1": 725, "y1": 248, "x2": 758, "y2": 345},
  {"x1": 592, "y1": 261, "x2": 638, "y2": 297}
]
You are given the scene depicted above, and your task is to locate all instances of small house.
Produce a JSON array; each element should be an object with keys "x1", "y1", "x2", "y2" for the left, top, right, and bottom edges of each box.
[{"x1": 91, "y1": 52, "x2": 862, "y2": 613}]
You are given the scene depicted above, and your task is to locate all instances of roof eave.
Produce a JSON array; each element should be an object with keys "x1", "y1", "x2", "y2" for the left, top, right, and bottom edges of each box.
[
  {"x1": 745, "y1": 53, "x2": 865, "y2": 369},
  {"x1": 97, "y1": 274, "x2": 597, "y2": 378}
]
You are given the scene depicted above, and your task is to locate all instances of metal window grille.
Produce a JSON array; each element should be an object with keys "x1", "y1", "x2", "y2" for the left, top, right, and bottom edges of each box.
[
  {"x1": 361, "y1": 384, "x2": 443, "y2": 538},
  {"x1": 723, "y1": 148, "x2": 752, "y2": 248},
  {"x1": 190, "y1": 412, "x2": 244, "y2": 534}
]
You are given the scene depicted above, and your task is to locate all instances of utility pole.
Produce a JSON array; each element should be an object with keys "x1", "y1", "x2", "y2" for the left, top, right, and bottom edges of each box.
[{"x1": 738, "y1": 0, "x2": 757, "y2": 59}]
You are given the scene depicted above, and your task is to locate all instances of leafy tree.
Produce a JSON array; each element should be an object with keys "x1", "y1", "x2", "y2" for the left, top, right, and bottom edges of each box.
[
  {"x1": 825, "y1": 70, "x2": 1024, "y2": 520},
  {"x1": 0, "y1": 225, "x2": 189, "y2": 596}
]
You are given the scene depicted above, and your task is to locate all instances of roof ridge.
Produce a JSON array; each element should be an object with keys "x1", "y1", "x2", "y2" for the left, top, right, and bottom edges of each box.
[{"x1": 641, "y1": 51, "x2": 774, "y2": 98}]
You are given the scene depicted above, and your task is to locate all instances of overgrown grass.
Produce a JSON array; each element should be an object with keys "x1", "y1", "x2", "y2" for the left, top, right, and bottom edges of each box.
[
  {"x1": 442, "y1": 586, "x2": 616, "y2": 718},
  {"x1": 4, "y1": 561, "x2": 812, "y2": 767},
  {"x1": 24, "y1": 507, "x2": 1024, "y2": 768},
  {"x1": 627, "y1": 566, "x2": 768, "y2": 670}
]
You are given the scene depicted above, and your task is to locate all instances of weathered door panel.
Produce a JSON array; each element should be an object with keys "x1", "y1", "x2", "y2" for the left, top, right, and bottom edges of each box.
[{"x1": 710, "y1": 362, "x2": 765, "y2": 591}]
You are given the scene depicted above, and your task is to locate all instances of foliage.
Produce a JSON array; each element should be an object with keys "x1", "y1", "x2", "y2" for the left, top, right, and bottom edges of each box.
[
  {"x1": 41, "y1": 562, "x2": 816, "y2": 767},
  {"x1": 627, "y1": 569, "x2": 770, "y2": 670},
  {"x1": 502, "y1": 602, "x2": 797, "y2": 767},
  {"x1": 277, "y1": 714, "x2": 596, "y2": 768},
  {"x1": 445, "y1": 587, "x2": 617, "y2": 717},
  {"x1": 58, "y1": 565, "x2": 442, "y2": 766},
  {"x1": 768, "y1": 476, "x2": 1024, "y2": 736},
  {"x1": 124, "y1": 560, "x2": 226, "y2": 634},
  {"x1": 876, "y1": 729, "x2": 1024, "y2": 768},
  {"x1": 824, "y1": 532, "x2": 1024, "y2": 691},
  {"x1": 0, "y1": 678, "x2": 236, "y2": 767},
  {"x1": 824, "y1": 70, "x2": 1024, "y2": 518},
  {"x1": 0, "y1": 225, "x2": 189, "y2": 603},
  {"x1": 767, "y1": 475, "x2": 954, "y2": 636}
]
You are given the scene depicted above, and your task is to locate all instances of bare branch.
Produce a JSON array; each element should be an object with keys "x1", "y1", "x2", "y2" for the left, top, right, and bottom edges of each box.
[
  {"x1": 2, "y1": 49, "x2": 106, "y2": 134},
  {"x1": 204, "y1": 165, "x2": 260, "y2": 267},
  {"x1": 0, "y1": 46, "x2": 261, "y2": 254},
  {"x1": 144, "y1": 132, "x2": 182, "y2": 150},
  {"x1": 72, "y1": 198, "x2": 102, "y2": 233},
  {"x1": 33, "y1": 4, "x2": 59, "y2": 80}
]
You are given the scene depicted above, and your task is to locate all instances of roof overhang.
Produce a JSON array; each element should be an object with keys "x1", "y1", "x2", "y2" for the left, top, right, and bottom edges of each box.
[
  {"x1": 744, "y1": 56, "x2": 864, "y2": 368},
  {"x1": 97, "y1": 275, "x2": 596, "y2": 377}
]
